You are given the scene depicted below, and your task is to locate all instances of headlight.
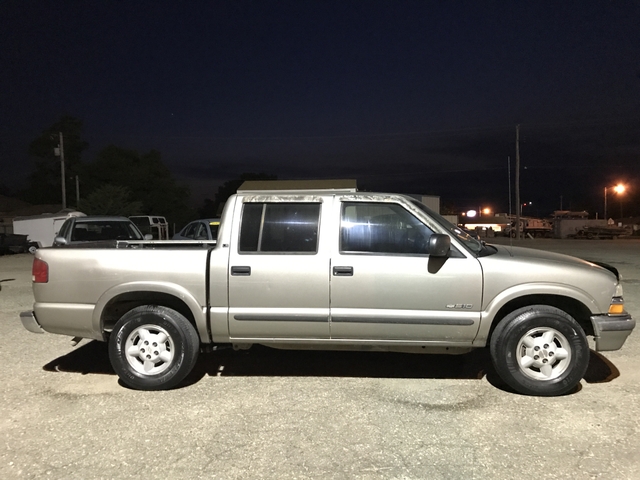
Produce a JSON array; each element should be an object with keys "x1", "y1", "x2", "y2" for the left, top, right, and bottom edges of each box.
[{"x1": 615, "y1": 283, "x2": 624, "y2": 297}]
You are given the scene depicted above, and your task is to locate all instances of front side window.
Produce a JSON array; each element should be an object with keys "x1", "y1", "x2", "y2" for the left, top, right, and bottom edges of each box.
[
  {"x1": 341, "y1": 202, "x2": 434, "y2": 254},
  {"x1": 407, "y1": 198, "x2": 484, "y2": 255},
  {"x1": 183, "y1": 223, "x2": 197, "y2": 239},
  {"x1": 194, "y1": 223, "x2": 208, "y2": 240},
  {"x1": 58, "y1": 218, "x2": 73, "y2": 239},
  {"x1": 239, "y1": 203, "x2": 320, "y2": 253}
]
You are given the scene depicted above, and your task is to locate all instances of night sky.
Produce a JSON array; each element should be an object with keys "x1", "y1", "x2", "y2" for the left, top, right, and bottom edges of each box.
[{"x1": 2, "y1": 1, "x2": 640, "y2": 217}]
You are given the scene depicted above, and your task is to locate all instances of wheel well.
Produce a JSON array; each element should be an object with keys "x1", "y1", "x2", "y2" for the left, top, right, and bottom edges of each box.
[
  {"x1": 101, "y1": 292, "x2": 196, "y2": 336},
  {"x1": 488, "y1": 294, "x2": 594, "y2": 340}
]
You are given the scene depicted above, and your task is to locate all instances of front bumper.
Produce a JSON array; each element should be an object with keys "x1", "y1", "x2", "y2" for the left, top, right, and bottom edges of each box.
[
  {"x1": 20, "y1": 311, "x2": 44, "y2": 334},
  {"x1": 590, "y1": 313, "x2": 635, "y2": 351}
]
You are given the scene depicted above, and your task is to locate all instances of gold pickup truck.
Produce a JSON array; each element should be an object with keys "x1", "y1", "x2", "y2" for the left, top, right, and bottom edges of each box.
[{"x1": 20, "y1": 180, "x2": 635, "y2": 395}]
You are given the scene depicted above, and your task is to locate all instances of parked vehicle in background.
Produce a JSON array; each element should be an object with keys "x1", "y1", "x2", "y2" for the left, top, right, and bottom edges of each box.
[
  {"x1": 53, "y1": 216, "x2": 149, "y2": 246},
  {"x1": 504, "y1": 217, "x2": 553, "y2": 238},
  {"x1": 459, "y1": 227, "x2": 480, "y2": 239},
  {"x1": 172, "y1": 218, "x2": 220, "y2": 242},
  {"x1": 129, "y1": 216, "x2": 169, "y2": 240},
  {"x1": 21, "y1": 180, "x2": 634, "y2": 396},
  {"x1": 0, "y1": 233, "x2": 38, "y2": 255},
  {"x1": 13, "y1": 210, "x2": 85, "y2": 249},
  {"x1": 571, "y1": 225, "x2": 630, "y2": 240}
]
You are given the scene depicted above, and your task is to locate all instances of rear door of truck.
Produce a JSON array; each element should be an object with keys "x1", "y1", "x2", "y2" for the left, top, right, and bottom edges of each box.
[{"x1": 227, "y1": 195, "x2": 331, "y2": 340}]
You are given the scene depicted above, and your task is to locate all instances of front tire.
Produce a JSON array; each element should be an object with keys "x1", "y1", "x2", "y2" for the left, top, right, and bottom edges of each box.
[
  {"x1": 108, "y1": 305, "x2": 200, "y2": 390},
  {"x1": 489, "y1": 305, "x2": 589, "y2": 396}
]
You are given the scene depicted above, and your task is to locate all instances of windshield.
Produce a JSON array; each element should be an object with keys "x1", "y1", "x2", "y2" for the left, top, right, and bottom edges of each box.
[{"x1": 407, "y1": 198, "x2": 484, "y2": 254}]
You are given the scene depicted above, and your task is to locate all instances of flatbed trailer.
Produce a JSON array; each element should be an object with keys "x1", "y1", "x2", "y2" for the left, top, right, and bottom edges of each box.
[{"x1": 572, "y1": 226, "x2": 628, "y2": 239}]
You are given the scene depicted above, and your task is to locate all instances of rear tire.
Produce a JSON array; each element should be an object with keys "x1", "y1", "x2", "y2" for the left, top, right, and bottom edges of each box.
[
  {"x1": 490, "y1": 305, "x2": 589, "y2": 396},
  {"x1": 108, "y1": 305, "x2": 200, "y2": 390}
]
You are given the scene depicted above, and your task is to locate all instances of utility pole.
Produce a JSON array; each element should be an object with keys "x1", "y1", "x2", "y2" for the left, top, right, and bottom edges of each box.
[
  {"x1": 54, "y1": 132, "x2": 67, "y2": 209},
  {"x1": 507, "y1": 156, "x2": 512, "y2": 217},
  {"x1": 515, "y1": 125, "x2": 521, "y2": 240}
]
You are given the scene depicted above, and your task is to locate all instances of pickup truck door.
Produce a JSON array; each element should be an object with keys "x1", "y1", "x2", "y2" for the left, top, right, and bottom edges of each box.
[
  {"x1": 228, "y1": 200, "x2": 330, "y2": 339},
  {"x1": 330, "y1": 200, "x2": 483, "y2": 343}
]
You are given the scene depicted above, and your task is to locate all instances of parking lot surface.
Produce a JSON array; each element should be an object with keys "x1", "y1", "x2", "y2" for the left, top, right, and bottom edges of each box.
[{"x1": 1, "y1": 239, "x2": 639, "y2": 479}]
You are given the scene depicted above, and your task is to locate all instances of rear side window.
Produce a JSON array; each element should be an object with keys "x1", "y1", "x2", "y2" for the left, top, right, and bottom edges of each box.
[{"x1": 239, "y1": 203, "x2": 320, "y2": 253}]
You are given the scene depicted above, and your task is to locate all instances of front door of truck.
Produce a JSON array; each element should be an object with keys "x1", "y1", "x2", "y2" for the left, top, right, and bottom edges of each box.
[
  {"x1": 228, "y1": 200, "x2": 330, "y2": 340},
  {"x1": 330, "y1": 201, "x2": 483, "y2": 343}
]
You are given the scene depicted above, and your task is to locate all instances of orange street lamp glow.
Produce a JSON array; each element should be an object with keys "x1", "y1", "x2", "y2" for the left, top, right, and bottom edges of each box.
[{"x1": 604, "y1": 183, "x2": 626, "y2": 219}]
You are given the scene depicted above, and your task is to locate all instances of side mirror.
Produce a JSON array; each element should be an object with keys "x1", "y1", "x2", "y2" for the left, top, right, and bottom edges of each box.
[
  {"x1": 144, "y1": 234, "x2": 153, "y2": 240},
  {"x1": 428, "y1": 234, "x2": 450, "y2": 257},
  {"x1": 53, "y1": 236, "x2": 68, "y2": 246}
]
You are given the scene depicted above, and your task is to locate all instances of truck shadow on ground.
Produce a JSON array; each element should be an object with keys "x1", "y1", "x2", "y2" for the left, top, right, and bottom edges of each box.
[
  {"x1": 0, "y1": 278, "x2": 15, "y2": 291},
  {"x1": 43, "y1": 341, "x2": 619, "y2": 395}
]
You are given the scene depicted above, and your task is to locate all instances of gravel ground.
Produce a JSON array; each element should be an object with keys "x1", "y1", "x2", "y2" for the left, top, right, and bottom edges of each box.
[{"x1": 1, "y1": 239, "x2": 639, "y2": 479}]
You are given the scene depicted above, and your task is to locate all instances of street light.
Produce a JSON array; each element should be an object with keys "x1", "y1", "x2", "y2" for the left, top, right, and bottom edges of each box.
[{"x1": 604, "y1": 184, "x2": 625, "y2": 220}]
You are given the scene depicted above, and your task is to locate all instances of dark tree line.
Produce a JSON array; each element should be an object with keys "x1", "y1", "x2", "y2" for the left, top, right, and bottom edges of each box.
[
  {"x1": 25, "y1": 115, "x2": 88, "y2": 206},
  {"x1": 23, "y1": 116, "x2": 194, "y2": 227},
  {"x1": 22, "y1": 116, "x2": 278, "y2": 229}
]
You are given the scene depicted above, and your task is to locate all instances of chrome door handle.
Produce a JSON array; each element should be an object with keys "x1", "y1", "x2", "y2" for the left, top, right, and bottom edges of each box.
[
  {"x1": 333, "y1": 266, "x2": 353, "y2": 276},
  {"x1": 231, "y1": 266, "x2": 251, "y2": 276}
]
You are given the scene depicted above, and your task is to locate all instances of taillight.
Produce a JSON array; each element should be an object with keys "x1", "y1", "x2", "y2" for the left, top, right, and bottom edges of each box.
[{"x1": 32, "y1": 258, "x2": 48, "y2": 283}]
